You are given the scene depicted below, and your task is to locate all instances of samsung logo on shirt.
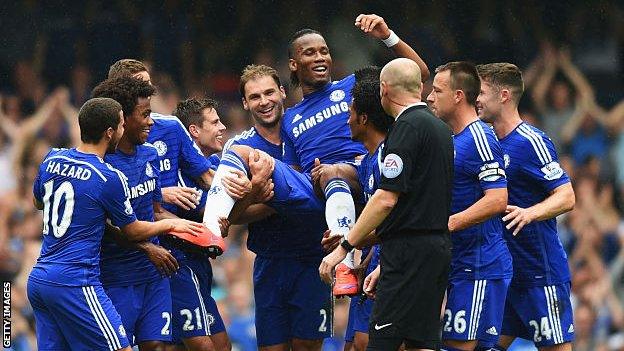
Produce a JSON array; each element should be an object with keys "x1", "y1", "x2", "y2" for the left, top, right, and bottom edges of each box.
[
  {"x1": 291, "y1": 102, "x2": 349, "y2": 138},
  {"x1": 129, "y1": 179, "x2": 157, "y2": 199}
]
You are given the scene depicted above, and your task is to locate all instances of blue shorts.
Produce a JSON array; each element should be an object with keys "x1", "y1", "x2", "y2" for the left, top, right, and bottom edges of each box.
[
  {"x1": 104, "y1": 278, "x2": 172, "y2": 344},
  {"x1": 270, "y1": 160, "x2": 324, "y2": 213},
  {"x1": 27, "y1": 278, "x2": 130, "y2": 351},
  {"x1": 345, "y1": 294, "x2": 373, "y2": 342},
  {"x1": 502, "y1": 283, "x2": 574, "y2": 347},
  {"x1": 345, "y1": 298, "x2": 357, "y2": 342},
  {"x1": 253, "y1": 256, "x2": 332, "y2": 346},
  {"x1": 442, "y1": 278, "x2": 511, "y2": 344},
  {"x1": 170, "y1": 256, "x2": 226, "y2": 344}
]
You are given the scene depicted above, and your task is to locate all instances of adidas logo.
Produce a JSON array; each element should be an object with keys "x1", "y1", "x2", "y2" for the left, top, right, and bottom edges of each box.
[
  {"x1": 568, "y1": 324, "x2": 574, "y2": 333},
  {"x1": 485, "y1": 326, "x2": 498, "y2": 335},
  {"x1": 292, "y1": 114, "x2": 303, "y2": 123}
]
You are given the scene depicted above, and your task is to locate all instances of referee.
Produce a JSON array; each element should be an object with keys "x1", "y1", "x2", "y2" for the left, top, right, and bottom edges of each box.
[{"x1": 319, "y1": 58, "x2": 454, "y2": 351}]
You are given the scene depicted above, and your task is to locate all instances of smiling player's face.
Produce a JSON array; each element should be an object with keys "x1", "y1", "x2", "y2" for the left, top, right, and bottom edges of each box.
[
  {"x1": 242, "y1": 75, "x2": 286, "y2": 128},
  {"x1": 291, "y1": 34, "x2": 333, "y2": 89},
  {"x1": 123, "y1": 97, "x2": 153, "y2": 145}
]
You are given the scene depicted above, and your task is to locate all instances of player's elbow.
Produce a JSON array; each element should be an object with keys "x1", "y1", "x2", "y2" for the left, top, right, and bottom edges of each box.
[
  {"x1": 421, "y1": 65, "x2": 430, "y2": 83},
  {"x1": 485, "y1": 188, "x2": 507, "y2": 214},
  {"x1": 494, "y1": 190, "x2": 508, "y2": 213},
  {"x1": 376, "y1": 190, "x2": 398, "y2": 211},
  {"x1": 561, "y1": 185, "x2": 576, "y2": 213}
]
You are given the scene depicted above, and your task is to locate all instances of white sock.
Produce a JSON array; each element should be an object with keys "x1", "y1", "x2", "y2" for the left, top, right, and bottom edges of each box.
[
  {"x1": 324, "y1": 178, "x2": 356, "y2": 268},
  {"x1": 202, "y1": 150, "x2": 248, "y2": 236}
]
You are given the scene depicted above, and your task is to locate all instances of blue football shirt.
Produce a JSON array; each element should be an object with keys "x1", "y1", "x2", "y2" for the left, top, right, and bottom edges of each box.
[
  {"x1": 30, "y1": 148, "x2": 136, "y2": 286},
  {"x1": 100, "y1": 143, "x2": 163, "y2": 287},
  {"x1": 451, "y1": 120, "x2": 512, "y2": 280},
  {"x1": 225, "y1": 127, "x2": 326, "y2": 259},
  {"x1": 148, "y1": 113, "x2": 211, "y2": 212},
  {"x1": 281, "y1": 74, "x2": 367, "y2": 172},
  {"x1": 499, "y1": 122, "x2": 571, "y2": 287}
]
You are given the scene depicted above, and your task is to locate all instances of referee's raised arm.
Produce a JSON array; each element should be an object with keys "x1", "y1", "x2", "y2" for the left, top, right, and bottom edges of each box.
[{"x1": 319, "y1": 57, "x2": 454, "y2": 351}]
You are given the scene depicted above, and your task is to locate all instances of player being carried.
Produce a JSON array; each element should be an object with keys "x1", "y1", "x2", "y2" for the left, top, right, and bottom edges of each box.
[
  {"x1": 476, "y1": 63, "x2": 576, "y2": 351},
  {"x1": 27, "y1": 97, "x2": 203, "y2": 351},
  {"x1": 282, "y1": 14, "x2": 429, "y2": 296}
]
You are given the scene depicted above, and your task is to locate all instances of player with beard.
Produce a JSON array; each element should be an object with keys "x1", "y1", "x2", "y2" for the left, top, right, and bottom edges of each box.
[
  {"x1": 476, "y1": 63, "x2": 575, "y2": 351},
  {"x1": 27, "y1": 97, "x2": 203, "y2": 351},
  {"x1": 284, "y1": 14, "x2": 430, "y2": 296},
  {"x1": 220, "y1": 64, "x2": 331, "y2": 350}
]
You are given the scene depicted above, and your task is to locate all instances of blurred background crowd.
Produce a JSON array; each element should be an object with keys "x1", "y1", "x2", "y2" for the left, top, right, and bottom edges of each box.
[{"x1": 1, "y1": 1, "x2": 624, "y2": 350}]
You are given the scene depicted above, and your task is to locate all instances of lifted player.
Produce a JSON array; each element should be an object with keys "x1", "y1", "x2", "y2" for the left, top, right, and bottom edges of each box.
[{"x1": 284, "y1": 14, "x2": 430, "y2": 296}]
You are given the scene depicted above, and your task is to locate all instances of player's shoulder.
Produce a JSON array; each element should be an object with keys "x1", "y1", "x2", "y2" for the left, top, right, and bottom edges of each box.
[
  {"x1": 139, "y1": 142, "x2": 160, "y2": 157},
  {"x1": 510, "y1": 122, "x2": 557, "y2": 162},
  {"x1": 150, "y1": 112, "x2": 184, "y2": 130},
  {"x1": 337, "y1": 73, "x2": 356, "y2": 86},
  {"x1": 42, "y1": 147, "x2": 69, "y2": 161}
]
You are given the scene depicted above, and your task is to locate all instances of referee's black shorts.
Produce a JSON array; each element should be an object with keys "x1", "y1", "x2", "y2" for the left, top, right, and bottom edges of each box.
[{"x1": 367, "y1": 231, "x2": 451, "y2": 350}]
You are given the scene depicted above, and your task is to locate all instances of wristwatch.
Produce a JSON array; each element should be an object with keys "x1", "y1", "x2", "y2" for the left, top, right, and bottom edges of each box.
[{"x1": 340, "y1": 238, "x2": 355, "y2": 252}]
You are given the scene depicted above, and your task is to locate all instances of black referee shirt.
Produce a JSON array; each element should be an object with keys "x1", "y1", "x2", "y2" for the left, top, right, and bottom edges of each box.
[{"x1": 377, "y1": 103, "x2": 454, "y2": 237}]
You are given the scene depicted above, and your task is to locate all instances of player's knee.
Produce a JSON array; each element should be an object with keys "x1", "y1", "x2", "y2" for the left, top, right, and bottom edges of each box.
[
  {"x1": 352, "y1": 333, "x2": 369, "y2": 351},
  {"x1": 227, "y1": 145, "x2": 252, "y2": 162},
  {"x1": 442, "y1": 339, "x2": 478, "y2": 351},
  {"x1": 183, "y1": 335, "x2": 217, "y2": 351},
  {"x1": 319, "y1": 165, "x2": 341, "y2": 188},
  {"x1": 538, "y1": 343, "x2": 572, "y2": 351},
  {"x1": 291, "y1": 338, "x2": 323, "y2": 351},
  {"x1": 211, "y1": 334, "x2": 232, "y2": 351},
  {"x1": 138, "y1": 341, "x2": 167, "y2": 351}
]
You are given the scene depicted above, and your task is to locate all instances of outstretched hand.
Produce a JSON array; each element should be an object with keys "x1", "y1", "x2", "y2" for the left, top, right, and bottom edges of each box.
[{"x1": 355, "y1": 14, "x2": 391, "y2": 40}]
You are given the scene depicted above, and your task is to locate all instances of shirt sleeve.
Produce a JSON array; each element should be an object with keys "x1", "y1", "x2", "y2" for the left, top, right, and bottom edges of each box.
[
  {"x1": 176, "y1": 121, "x2": 212, "y2": 178},
  {"x1": 102, "y1": 171, "x2": 137, "y2": 228},
  {"x1": 33, "y1": 167, "x2": 43, "y2": 203},
  {"x1": 379, "y1": 120, "x2": 417, "y2": 193},
  {"x1": 466, "y1": 126, "x2": 507, "y2": 191},
  {"x1": 151, "y1": 158, "x2": 163, "y2": 204},
  {"x1": 281, "y1": 126, "x2": 300, "y2": 167},
  {"x1": 520, "y1": 129, "x2": 570, "y2": 192}
]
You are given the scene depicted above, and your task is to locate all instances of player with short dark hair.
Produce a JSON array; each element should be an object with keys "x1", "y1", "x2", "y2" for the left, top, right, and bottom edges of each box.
[
  {"x1": 107, "y1": 59, "x2": 226, "y2": 212},
  {"x1": 285, "y1": 14, "x2": 431, "y2": 297},
  {"x1": 427, "y1": 62, "x2": 512, "y2": 351},
  {"x1": 92, "y1": 76, "x2": 184, "y2": 351},
  {"x1": 169, "y1": 97, "x2": 232, "y2": 351},
  {"x1": 476, "y1": 63, "x2": 575, "y2": 351},
  {"x1": 320, "y1": 65, "x2": 389, "y2": 351},
  {"x1": 107, "y1": 60, "x2": 249, "y2": 351},
  {"x1": 27, "y1": 97, "x2": 203, "y2": 351}
]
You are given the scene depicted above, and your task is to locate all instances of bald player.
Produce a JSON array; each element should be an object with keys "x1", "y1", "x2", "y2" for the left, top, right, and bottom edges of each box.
[{"x1": 320, "y1": 58, "x2": 454, "y2": 351}]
